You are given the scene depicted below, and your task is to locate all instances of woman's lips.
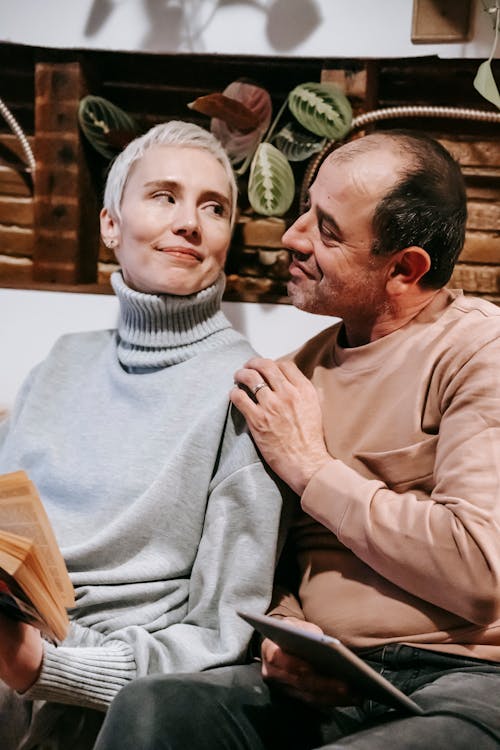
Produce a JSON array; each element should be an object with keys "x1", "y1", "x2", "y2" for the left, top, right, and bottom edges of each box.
[{"x1": 156, "y1": 247, "x2": 203, "y2": 262}]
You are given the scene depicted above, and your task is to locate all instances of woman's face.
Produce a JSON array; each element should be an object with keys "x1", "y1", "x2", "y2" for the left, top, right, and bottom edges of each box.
[{"x1": 100, "y1": 145, "x2": 233, "y2": 295}]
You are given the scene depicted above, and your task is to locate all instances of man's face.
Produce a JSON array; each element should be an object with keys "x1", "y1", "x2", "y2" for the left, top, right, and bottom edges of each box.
[
  {"x1": 101, "y1": 145, "x2": 232, "y2": 295},
  {"x1": 282, "y1": 144, "x2": 403, "y2": 328}
]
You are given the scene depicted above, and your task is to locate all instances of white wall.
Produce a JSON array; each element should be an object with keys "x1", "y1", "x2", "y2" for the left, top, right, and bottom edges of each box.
[
  {"x1": 0, "y1": 0, "x2": 497, "y2": 59},
  {"x1": 0, "y1": 287, "x2": 333, "y2": 412},
  {"x1": 1, "y1": 0, "x2": 496, "y2": 409}
]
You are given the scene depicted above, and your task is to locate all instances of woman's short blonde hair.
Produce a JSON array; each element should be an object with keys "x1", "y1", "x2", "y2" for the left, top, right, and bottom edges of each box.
[{"x1": 103, "y1": 120, "x2": 238, "y2": 228}]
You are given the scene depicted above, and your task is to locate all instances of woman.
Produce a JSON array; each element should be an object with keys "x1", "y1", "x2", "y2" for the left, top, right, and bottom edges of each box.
[{"x1": 0, "y1": 121, "x2": 286, "y2": 749}]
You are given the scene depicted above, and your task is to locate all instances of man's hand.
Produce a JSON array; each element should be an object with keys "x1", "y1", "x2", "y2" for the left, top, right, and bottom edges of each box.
[
  {"x1": 231, "y1": 357, "x2": 331, "y2": 495},
  {"x1": 261, "y1": 617, "x2": 360, "y2": 708},
  {"x1": 0, "y1": 614, "x2": 43, "y2": 692}
]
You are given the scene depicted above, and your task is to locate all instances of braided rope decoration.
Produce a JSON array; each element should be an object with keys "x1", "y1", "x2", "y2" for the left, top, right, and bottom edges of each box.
[{"x1": 300, "y1": 105, "x2": 500, "y2": 212}]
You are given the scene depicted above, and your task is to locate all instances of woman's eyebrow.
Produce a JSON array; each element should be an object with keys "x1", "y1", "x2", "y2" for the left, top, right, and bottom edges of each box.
[
  {"x1": 144, "y1": 179, "x2": 179, "y2": 190},
  {"x1": 200, "y1": 190, "x2": 231, "y2": 211}
]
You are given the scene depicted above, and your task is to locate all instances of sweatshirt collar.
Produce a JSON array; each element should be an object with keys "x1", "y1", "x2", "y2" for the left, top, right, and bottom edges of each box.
[{"x1": 111, "y1": 271, "x2": 233, "y2": 369}]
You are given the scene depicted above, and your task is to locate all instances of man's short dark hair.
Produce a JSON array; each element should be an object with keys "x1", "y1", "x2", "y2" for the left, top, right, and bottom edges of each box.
[{"x1": 370, "y1": 130, "x2": 467, "y2": 289}]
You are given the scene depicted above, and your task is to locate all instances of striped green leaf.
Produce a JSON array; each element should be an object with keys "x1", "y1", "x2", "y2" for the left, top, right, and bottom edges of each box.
[
  {"x1": 272, "y1": 121, "x2": 326, "y2": 161},
  {"x1": 78, "y1": 95, "x2": 139, "y2": 159},
  {"x1": 288, "y1": 82, "x2": 352, "y2": 140},
  {"x1": 248, "y1": 142, "x2": 295, "y2": 217}
]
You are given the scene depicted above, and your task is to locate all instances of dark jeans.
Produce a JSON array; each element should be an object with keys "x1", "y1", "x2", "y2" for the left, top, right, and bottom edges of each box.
[{"x1": 94, "y1": 646, "x2": 500, "y2": 750}]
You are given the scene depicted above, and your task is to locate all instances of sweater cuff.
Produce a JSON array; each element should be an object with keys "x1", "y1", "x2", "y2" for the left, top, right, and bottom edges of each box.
[
  {"x1": 25, "y1": 640, "x2": 137, "y2": 711},
  {"x1": 301, "y1": 459, "x2": 384, "y2": 536}
]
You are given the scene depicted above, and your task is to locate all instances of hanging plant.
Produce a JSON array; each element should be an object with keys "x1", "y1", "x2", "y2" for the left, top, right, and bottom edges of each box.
[
  {"x1": 247, "y1": 142, "x2": 295, "y2": 217},
  {"x1": 288, "y1": 82, "x2": 353, "y2": 140},
  {"x1": 190, "y1": 80, "x2": 272, "y2": 167},
  {"x1": 474, "y1": 1, "x2": 500, "y2": 110},
  {"x1": 271, "y1": 121, "x2": 326, "y2": 162},
  {"x1": 78, "y1": 95, "x2": 140, "y2": 159},
  {"x1": 191, "y1": 79, "x2": 352, "y2": 218}
]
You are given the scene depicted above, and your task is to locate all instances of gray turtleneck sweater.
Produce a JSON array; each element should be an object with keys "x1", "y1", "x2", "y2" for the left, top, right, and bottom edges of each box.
[{"x1": 0, "y1": 273, "x2": 285, "y2": 726}]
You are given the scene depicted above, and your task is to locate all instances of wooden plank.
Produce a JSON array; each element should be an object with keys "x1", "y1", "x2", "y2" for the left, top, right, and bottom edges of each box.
[
  {"x1": 0, "y1": 254, "x2": 112, "y2": 294},
  {"x1": 0, "y1": 225, "x2": 34, "y2": 256},
  {"x1": 0, "y1": 166, "x2": 32, "y2": 197},
  {"x1": 439, "y1": 138, "x2": 500, "y2": 167},
  {"x1": 33, "y1": 61, "x2": 100, "y2": 284},
  {"x1": 0, "y1": 134, "x2": 35, "y2": 163},
  {"x1": 224, "y1": 274, "x2": 289, "y2": 304},
  {"x1": 0, "y1": 196, "x2": 33, "y2": 227},
  {"x1": 450, "y1": 263, "x2": 500, "y2": 294},
  {"x1": 411, "y1": 0, "x2": 472, "y2": 43},
  {"x1": 465, "y1": 183, "x2": 500, "y2": 201},
  {"x1": 236, "y1": 217, "x2": 287, "y2": 249},
  {"x1": 466, "y1": 201, "x2": 500, "y2": 231},
  {"x1": 0, "y1": 254, "x2": 33, "y2": 285},
  {"x1": 460, "y1": 233, "x2": 500, "y2": 263}
]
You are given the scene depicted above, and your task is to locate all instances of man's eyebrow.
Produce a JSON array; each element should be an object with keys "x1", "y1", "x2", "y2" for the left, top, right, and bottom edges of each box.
[{"x1": 316, "y1": 206, "x2": 344, "y2": 241}]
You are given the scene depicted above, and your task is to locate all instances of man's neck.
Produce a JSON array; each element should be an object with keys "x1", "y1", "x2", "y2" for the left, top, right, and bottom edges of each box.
[{"x1": 344, "y1": 289, "x2": 441, "y2": 348}]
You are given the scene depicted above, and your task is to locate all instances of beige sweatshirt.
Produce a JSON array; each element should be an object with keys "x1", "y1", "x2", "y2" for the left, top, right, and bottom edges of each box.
[{"x1": 273, "y1": 288, "x2": 500, "y2": 661}]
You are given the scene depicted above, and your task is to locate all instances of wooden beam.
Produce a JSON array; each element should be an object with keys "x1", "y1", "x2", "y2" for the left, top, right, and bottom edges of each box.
[{"x1": 33, "y1": 61, "x2": 100, "y2": 284}]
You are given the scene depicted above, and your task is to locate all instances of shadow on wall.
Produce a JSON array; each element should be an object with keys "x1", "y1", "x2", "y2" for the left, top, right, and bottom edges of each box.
[{"x1": 84, "y1": 0, "x2": 322, "y2": 53}]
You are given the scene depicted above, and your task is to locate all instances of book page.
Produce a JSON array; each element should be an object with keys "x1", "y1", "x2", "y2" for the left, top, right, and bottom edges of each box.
[{"x1": 0, "y1": 471, "x2": 74, "y2": 607}]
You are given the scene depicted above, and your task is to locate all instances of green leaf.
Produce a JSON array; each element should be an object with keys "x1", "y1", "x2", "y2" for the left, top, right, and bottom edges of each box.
[
  {"x1": 247, "y1": 143, "x2": 295, "y2": 217},
  {"x1": 272, "y1": 122, "x2": 326, "y2": 161},
  {"x1": 78, "y1": 95, "x2": 140, "y2": 159},
  {"x1": 473, "y1": 60, "x2": 500, "y2": 110},
  {"x1": 288, "y1": 82, "x2": 352, "y2": 140}
]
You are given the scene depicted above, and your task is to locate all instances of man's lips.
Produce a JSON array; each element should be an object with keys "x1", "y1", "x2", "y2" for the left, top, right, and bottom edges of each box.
[{"x1": 289, "y1": 256, "x2": 317, "y2": 280}]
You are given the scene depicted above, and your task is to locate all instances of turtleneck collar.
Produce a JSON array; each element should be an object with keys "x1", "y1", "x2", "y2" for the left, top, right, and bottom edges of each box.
[{"x1": 111, "y1": 271, "x2": 235, "y2": 369}]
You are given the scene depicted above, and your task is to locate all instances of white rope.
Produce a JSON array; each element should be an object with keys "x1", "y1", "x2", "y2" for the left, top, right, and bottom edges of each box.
[{"x1": 0, "y1": 96, "x2": 36, "y2": 173}]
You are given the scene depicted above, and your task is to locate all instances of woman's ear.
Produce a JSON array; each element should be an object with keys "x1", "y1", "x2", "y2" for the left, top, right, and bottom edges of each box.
[
  {"x1": 386, "y1": 246, "x2": 431, "y2": 296},
  {"x1": 99, "y1": 208, "x2": 120, "y2": 253}
]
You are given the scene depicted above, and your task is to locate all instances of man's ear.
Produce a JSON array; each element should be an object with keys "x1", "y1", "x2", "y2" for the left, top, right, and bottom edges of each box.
[
  {"x1": 99, "y1": 208, "x2": 120, "y2": 253},
  {"x1": 386, "y1": 246, "x2": 431, "y2": 296}
]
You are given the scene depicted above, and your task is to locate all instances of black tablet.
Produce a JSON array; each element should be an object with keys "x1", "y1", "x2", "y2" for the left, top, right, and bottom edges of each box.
[{"x1": 238, "y1": 610, "x2": 424, "y2": 715}]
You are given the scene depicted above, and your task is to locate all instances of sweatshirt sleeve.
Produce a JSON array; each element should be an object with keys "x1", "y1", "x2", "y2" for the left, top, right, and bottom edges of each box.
[
  {"x1": 26, "y1": 409, "x2": 287, "y2": 711},
  {"x1": 300, "y1": 336, "x2": 500, "y2": 627}
]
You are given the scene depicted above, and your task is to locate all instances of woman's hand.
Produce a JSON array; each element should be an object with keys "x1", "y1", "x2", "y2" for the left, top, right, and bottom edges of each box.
[{"x1": 0, "y1": 614, "x2": 43, "y2": 692}]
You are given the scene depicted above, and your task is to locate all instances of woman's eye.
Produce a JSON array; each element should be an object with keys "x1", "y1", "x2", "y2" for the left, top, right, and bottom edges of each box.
[
  {"x1": 152, "y1": 191, "x2": 175, "y2": 203},
  {"x1": 206, "y1": 203, "x2": 225, "y2": 217}
]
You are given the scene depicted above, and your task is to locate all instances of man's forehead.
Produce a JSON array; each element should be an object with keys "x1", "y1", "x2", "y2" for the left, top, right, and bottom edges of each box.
[{"x1": 314, "y1": 141, "x2": 405, "y2": 198}]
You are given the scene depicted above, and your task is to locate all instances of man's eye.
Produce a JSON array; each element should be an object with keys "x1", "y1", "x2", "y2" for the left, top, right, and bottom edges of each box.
[{"x1": 319, "y1": 220, "x2": 339, "y2": 243}]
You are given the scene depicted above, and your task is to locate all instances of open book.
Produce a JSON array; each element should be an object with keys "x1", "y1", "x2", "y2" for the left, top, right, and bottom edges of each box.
[
  {"x1": 0, "y1": 470, "x2": 74, "y2": 642},
  {"x1": 238, "y1": 611, "x2": 424, "y2": 715}
]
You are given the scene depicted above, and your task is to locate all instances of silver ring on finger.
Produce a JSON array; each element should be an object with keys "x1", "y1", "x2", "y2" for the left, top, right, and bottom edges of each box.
[{"x1": 252, "y1": 381, "x2": 269, "y2": 397}]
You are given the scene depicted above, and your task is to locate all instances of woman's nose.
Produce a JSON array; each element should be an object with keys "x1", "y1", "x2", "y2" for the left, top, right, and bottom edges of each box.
[{"x1": 171, "y1": 205, "x2": 200, "y2": 239}]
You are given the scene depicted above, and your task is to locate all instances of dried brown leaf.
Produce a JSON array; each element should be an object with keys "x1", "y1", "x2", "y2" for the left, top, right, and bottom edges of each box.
[
  {"x1": 188, "y1": 93, "x2": 260, "y2": 132},
  {"x1": 210, "y1": 81, "x2": 273, "y2": 165}
]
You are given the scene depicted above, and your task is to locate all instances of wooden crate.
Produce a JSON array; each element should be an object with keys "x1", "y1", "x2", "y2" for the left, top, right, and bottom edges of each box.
[{"x1": 0, "y1": 43, "x2": 498, "y2": 304}]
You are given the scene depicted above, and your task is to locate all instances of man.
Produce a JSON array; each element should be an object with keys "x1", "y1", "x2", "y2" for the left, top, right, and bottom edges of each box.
[{"x1": 94, "y1": 130, "x2": 500, "y2": 749}]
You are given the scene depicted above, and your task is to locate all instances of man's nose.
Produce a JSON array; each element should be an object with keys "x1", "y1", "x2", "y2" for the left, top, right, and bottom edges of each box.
[{"x1": 282, "y1": 212, "x2": 313, "y2": 256}]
